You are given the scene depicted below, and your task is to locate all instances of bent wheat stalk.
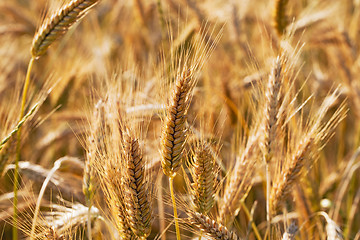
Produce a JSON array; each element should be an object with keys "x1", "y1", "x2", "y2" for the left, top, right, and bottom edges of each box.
[
  {"x1": 161, "y1": 68, "x2": 193, "y2": 240},
  {"x1": 13, "y1": 57, "x2": 35, "y2": 240},
  {"x1": 31, "y1": 0, "x2": 99, "y2": 58},
  {"x1": 12, "y1": 1, "x2": 99, "y2": 239}
]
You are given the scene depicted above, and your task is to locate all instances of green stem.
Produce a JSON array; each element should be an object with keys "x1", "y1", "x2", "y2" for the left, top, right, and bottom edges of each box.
[
  {"x1": 169, "y1": 177, "x2": 181, "y2": 240},
  {"x1": 13, "y1": 57, "x2": 35, "y2": 240}
]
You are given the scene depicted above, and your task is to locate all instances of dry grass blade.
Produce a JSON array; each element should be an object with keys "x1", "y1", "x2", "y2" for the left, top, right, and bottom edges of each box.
[
  {"x1": 31, "y1": 0, "x2": 99, "y2": 57},
  {"x1": 188, "y1": 211, "x2": 241, "y2": 240}
]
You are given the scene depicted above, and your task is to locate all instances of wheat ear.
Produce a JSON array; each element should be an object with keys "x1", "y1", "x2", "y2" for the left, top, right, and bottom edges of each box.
[
  {"x1": 31, "y1": 0, "x2": 99, "y2": 58},
  {"x1": 273, "y1": 0, "x2": 289, "y2": 36},
  {"x1": 189, "y1": 211, "x2": 241, "y2": 240},
  {"x1": 191, "y1": 143, "x2": 216, "y2": 214},
  {"x1": 161, "y1": 68, "x2": 192, "y2": 178},
  {"x1": 270, "y1": 135, "x2": 312, "y2": 212},
  {"x1": 122, "y1": 132, "x2": 152, "y2": 239},
  {"x1": 161, "y1": 68, "x2": 194, "y2": 240},
  {"x1": 271, "y1": 90, "x2": 346, "y2": 213},
  {"x1": 262, "y1": 57, "x2": 283, "y2": 236},
  {"x1": 13, "y1": 2, "x2": 98, "y2": 238}
]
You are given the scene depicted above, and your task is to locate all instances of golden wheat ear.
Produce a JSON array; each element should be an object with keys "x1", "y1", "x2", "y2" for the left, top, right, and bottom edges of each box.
[
  {"x1": 31, "y1": 0, "x2": 99, "y2": 58},
  {"x1": 273, "y1": 0, "x2": 290, "y2": 36},
  {"x1": 160, "y1": 68, "x2": 193, "y2": 178},
  {"x1": 188, "y1": 211, "x2": 241, "y2": 240},
  {"x1": 122, "y1": 132, "x2": 152, "y2": 239},
  {"x1": 190, "y1": 142, "x2": 216, "y2": 214}
]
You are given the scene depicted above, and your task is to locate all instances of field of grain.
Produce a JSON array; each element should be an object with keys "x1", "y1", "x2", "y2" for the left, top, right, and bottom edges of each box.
[{"x1": 0, "y1": 0, "x2": 359, "y2": 239}]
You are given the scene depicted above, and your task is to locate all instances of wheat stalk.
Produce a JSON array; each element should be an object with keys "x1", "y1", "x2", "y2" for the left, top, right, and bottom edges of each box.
[
  {"x1": 11, "y1": 1, "x2": 99, "y2": 238},
  {"x1": 262, "y1": 57, "x2": 283, "y2": 236},
  {"x1": 160, "y1": 67, "x2": 194, "y2": 240},
  {"x1": 262, "y1": 57, "x2": 283, "y2": 164},
  {"x1": 31, "y1": 0, "x2": 99, "y2": 58}
]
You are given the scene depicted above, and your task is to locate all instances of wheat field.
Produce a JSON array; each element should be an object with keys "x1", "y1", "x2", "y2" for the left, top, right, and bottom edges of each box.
[{"x1": 0, "y1": 0, "x2": 359, "y2": 239}]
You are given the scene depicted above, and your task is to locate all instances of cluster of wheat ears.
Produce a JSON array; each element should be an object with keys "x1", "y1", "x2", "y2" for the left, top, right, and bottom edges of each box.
[{"x1": 0, "y1": 0, "x2": 360, "y2": 239}]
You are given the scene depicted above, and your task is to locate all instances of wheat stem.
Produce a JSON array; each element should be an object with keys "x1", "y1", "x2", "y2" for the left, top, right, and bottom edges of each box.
[
  {"x1": 169, "y1": 177, "x2": 181, "y2": 240},
  {"x1": 87, "y1": 204, "x2": 92, "y2": 240},
  {"x1": 13, "y1": 57, "x2": 35, "y2": 240},
  {"x1": 240, "y1": 201, "x2": 262, "y2": 240},
  {"x1": 266, "y1": 163, "x2": 271, "y2": 239}
]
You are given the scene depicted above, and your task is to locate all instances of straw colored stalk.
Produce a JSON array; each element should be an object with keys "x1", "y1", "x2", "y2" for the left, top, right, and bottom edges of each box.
[
  {"x1": 189, "y1": 211, "x2": 241, "y2": 240},
  {"x1": 31, "y1": 0, "x2": 99, "y2": 58},
  {"x1": 83, "y1": 100, "x2": 105, "y2": 240},
  {"x1": 122, "y1": 132, "x2": 152, "y2": 239},
  {"x1": 191, "y1": 143, "x2": 216, "y2": 214}
]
